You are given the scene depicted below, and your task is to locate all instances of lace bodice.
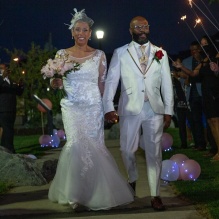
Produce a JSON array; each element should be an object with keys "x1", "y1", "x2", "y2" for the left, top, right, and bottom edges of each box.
[{"x1": 56, "y1": 49, "x2": 107, "y2": 103}]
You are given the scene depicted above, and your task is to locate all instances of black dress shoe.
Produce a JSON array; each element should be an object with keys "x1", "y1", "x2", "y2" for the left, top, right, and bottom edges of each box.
[{"x1": 151, "y1": 197, "x2": 166, "y2": 211}]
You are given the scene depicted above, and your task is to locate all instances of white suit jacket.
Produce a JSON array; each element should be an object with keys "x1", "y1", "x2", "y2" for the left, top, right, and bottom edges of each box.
[{"x1": 103, "y1": 41, "x2": 174, "y2": 116}]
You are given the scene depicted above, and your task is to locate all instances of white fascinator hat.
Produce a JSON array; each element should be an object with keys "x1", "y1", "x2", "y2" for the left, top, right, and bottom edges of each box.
[{"x1": 66, "y1": 8, "x2": 94, "y2": 30}]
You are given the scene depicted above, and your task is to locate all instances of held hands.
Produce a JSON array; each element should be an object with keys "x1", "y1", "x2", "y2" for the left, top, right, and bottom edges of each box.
[
  {"x1": 105, "y1": 111, "x2": 118, "y2": 124},
  {"x1": 51, "y1": 78, "x2": 63, "y2": 89}
]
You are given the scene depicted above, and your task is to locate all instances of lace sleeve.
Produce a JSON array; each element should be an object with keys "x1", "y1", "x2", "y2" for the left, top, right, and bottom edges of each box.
[{"x1": 98, "y1": 51, "x2": 107, "y2": 96}]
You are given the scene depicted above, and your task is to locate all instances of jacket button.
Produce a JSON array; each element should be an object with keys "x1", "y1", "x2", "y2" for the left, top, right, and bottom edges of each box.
[{"x1": 142, "y1": 90, "x2": 144, "y2": 92}]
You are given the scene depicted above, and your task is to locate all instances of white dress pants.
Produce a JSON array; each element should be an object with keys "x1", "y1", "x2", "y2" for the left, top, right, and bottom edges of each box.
[{"x1": 119, "y1": 101, "x2": 163, "y2": 197}]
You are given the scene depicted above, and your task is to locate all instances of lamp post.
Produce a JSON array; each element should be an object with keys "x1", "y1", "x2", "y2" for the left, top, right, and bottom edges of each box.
[{"x1": 96, "y1": 30, "x2": 104, "y2": 50}]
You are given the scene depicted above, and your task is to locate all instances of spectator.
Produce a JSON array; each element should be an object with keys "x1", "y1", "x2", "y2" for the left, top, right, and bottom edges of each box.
[
  {"x1": 181, "y1": 41, "x2": 207, "y2": 151},
  {"x1": 0, "y1": 63, "x2": 24, "y2": 153},
  {"x1": 173, "y1": 44, "x2": 219, "y2": 161}
]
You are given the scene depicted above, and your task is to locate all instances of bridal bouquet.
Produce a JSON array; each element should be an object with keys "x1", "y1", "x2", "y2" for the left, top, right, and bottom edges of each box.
[
  {"x1": 41, "y1": 54, "x2": 80, "y2": 79},
  {"x1": 41, "y1": 53, "x2": 80, "y2": 98}
]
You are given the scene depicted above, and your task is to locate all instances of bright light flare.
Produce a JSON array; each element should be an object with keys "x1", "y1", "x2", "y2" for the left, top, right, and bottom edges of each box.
[
  {"x1": 181, "y1": 15, "x2": 187, "y2": 21},
  {"x1": 188, "y1": 0, "x2": 193, "y2": 7},
  {"x1": 13, "y1": 57, "x2": 19, "y2": 62},
  {"x1": 194, "y1": 18, "x2": 201, "y2": 28}
]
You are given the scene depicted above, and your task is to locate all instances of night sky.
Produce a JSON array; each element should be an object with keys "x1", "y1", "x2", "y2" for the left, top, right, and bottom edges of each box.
[{"x1": 0, "y1": 0, "x2": 219, "y2": 63}]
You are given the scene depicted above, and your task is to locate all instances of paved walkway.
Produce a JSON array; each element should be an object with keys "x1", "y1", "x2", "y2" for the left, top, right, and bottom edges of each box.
[{"x1": 0, "y1": 131, "x2": 206, "y2": 219}]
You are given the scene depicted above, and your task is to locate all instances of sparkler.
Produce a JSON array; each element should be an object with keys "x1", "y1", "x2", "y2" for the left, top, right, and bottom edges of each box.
[
  {"x1": 188, "y1": 3, "x2": 219, "y2": 53},
  {"x1": 188, "y1": 0, "x2": 219, "y2": 31},
  {"x1": 194, "y1": 18, "x2": 219, "y2": 53},
  {"x1": 181, "y1": 15, "x2": 212, "y2": 61},
  {"x1": 194, "y1": 18, "x2": 201, "y2": 28}
]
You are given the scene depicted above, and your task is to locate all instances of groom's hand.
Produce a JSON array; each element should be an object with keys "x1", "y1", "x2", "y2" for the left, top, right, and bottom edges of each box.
[{"x1": 105, "y1": 111, "x2": 119, "y2": 123}]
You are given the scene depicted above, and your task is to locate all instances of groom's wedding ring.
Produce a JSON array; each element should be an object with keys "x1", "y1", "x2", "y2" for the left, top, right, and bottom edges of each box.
[{"x1": 115, "y1": 120, "x2": 118, "y2": 123}]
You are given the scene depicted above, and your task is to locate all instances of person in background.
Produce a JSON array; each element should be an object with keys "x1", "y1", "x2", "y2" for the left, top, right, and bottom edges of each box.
[
  {"x1": 103, "y1": 15, "x2": 173, "y2": 211},
  {"x1": 0, "y1": 63, "x2": 24, "y2": 153},
  {"x1": 200, "y1": 35, "x2": 210, "y2": 47},
  {"x1": 199, "y1": 35, "x2": 218, "y2": 157},
  {"x1": 172, "y1": 57, "x2": 191, "y2": 148},
  {"x1": 181, "y1": 41, "x2": 207, "y2": 151},
  {"x1": 173, "y1": 44, "x2": 219, "y2": 161},
  {"x1": 47, "y1": 8, "x2": 134, "y2": 211}
]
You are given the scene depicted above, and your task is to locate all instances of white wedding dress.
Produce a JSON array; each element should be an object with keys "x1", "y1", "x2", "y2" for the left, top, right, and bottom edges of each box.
[{"x1": 48, "y1": 49, "x2": 134, "y2": 210}]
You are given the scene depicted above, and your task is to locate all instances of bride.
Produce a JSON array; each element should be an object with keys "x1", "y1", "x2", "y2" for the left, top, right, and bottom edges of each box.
[{"x1": 47, "y1": 8, "x2": 134, "y2": 210}]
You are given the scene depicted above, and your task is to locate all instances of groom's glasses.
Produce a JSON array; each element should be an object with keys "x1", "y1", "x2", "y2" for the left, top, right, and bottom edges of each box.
[{"x1": 133, "y1": 25, "x2": 150, "y2": 31}]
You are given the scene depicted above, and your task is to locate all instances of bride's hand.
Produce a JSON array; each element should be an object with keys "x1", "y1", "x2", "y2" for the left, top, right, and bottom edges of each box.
[{"x1": 51, "y1": 78, "x2": 63, "y2": 89}]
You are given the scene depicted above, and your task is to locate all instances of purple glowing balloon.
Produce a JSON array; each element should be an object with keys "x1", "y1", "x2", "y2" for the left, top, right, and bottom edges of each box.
[
  {"x1": 170, "y1": 154, "x2": 189, "y2": 167},
  {"x1": 57, "y1": 129, "x2": 66, "y2": 139},
  {"x1": 39, "y1": 135, "x2": 52, "y2": 147},
  {"x1": 161, "y1": 133, "x2": 173, "y2": 151},
  {"x1": 179, "y1": 159, "x2": 201, "y2": 181}
]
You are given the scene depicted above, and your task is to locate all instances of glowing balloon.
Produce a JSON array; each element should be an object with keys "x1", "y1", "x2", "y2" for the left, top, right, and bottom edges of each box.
[
  {"x1": 161, "y1": 160, "x2": 179, "y2": 181},
  {"x1": 37, "y1": 98, "x2": 52, "y2": 113},
  {"x1": 39, "y1": 135, "x2": 52, "y2": 147},
  {"x1": 53, "y1": 129, "x2": 58, "y2": 135},
  {"x1": 57, "y1": 129, "x2": 66, "y2": 139},
  {"x1": 170, "y1": 154, "x2": 189, "y2": 180},
  {"x1": 50, "y1": 129, "x2": 60, "y2": 147},
  {"x1": 179, "y1": 159, "x2": 201, "y2": 181},
  {"x1": 161, "y1": 133, "x2": 173, "y2": 151},
  {"x1": 50, "y1": 135, "x2": 60, "y2": 147},
  {"x1": 170, "y1": 154, "x2": 189, "y2": 167}
]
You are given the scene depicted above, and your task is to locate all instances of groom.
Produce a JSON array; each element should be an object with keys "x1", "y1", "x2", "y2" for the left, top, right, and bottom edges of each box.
[{"x1": 103, "y1": 16, "x2": 173, "y2": 211}]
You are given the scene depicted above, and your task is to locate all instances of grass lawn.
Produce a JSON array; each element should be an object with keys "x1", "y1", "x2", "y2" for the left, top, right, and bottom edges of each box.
[
  {"x1": 13, "y1": 135, "x2": 49, "y2": 156},
  {"x1": 164, "y1": 128, "x2": 219, "y2": 219},
  {"x1": 1, "y1": 128, "x2": 219, "y2": 218}
]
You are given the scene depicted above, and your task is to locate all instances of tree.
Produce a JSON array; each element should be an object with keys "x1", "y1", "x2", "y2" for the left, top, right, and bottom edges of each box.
[{"x1": 5, "y1": 44, "x2": 61, "y2": 128}]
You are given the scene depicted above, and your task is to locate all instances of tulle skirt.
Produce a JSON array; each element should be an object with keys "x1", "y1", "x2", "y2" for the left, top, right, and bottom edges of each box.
[{"x1": 48, "y1": 99, "x2": 134, "y2": 210}]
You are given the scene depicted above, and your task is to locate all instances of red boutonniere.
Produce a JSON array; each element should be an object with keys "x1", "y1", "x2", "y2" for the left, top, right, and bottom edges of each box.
[{"x1": 154, "y1": 50, "x2": 164, "y2": 63}]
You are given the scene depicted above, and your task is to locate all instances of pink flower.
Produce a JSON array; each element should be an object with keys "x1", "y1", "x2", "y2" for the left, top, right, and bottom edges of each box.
[{"x1": 41, "y1": 57, "x2": 80, "y2": 79}]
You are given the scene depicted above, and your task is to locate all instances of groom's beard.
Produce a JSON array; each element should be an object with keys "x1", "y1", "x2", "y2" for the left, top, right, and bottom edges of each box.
[{"x1": 132, "y1": 32, "x2": 149, "y2": 45}]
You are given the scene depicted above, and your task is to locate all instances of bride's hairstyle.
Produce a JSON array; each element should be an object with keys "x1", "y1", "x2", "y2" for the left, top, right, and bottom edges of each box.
[{"x1": 66, "y1": 8, "x2": 94, "y2": 30}]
